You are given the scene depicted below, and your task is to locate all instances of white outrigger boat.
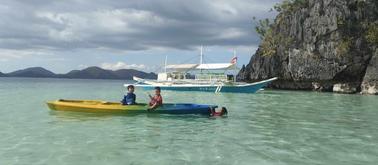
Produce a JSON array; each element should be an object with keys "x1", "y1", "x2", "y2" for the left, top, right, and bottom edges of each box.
[{"x1": 125, "y1": 47, "x2": 277, "y2": 93}]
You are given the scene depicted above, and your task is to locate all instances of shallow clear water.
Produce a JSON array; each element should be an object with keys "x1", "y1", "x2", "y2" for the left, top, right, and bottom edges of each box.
[{"x1": 0, "y1": 77, "x2": 377, "y2": 165}]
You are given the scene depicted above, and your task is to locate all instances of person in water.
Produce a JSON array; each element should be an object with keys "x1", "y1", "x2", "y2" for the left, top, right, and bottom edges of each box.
[
  {"x1": 210, "y1": 107, "x2": 228, "y2": 116},
  {"x1": 148, "y1": 87, "x2": 163, "y2": 110},
  {"x1": 121, "y1": 85, "x2": 136, "y2": 105}
]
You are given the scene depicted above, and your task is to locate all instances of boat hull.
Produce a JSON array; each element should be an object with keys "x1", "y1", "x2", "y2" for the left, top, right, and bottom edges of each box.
[
  {"x1": 131, "y1": 77, "x2": 277, "y2": 93},
  {"x1": 47, "y1": 99, "x2": 216, "y2": 115},
  {"x1": 139, "y1": 84, "x2": 262, "y2": 93}
]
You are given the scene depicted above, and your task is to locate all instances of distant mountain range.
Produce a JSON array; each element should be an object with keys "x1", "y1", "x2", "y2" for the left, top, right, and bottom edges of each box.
[
  {"x1": 6, "y1": 67, "x2": 56, "y2": 78},
  {"x1": 0, "y1": 67, "x2": 157, "y2": 80}
]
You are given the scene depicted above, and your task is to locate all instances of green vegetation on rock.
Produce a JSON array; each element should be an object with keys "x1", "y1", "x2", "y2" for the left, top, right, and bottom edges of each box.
[
  {"x1": 252, "y1": 17, "x2": 276, "y2": 56},
  {"x1": 260, "y1": 29, "x2": 276, "y2": 56},
  {"x1": 336, "y1": 37, "x2": 353, "y2": 56},
  {"x1": 253, "y1": 16, "x2": 293, "y2": 56},
  {"x1": 273, "y1": 0, "x2": 309, "y2": 13},
  {"x1": 366, "y1": 22, "x2": 378, "y2": 45},
  {"x1": 252, "y1": 0, "x2": 307, "y2": 57},
  {"x1": 253, "y1": 17, "x2": 272, "y2": 40}
]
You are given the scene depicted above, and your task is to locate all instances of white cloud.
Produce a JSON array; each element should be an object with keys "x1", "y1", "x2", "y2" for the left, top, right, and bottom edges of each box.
[
  {"x1": 78, "y1": 64, "x2": 88, "y2": 69},
  {"x1": 0, "y1": 0, "x2": 280, "y2": 51},
  {"x1": 0, "y1": 48, "x2": 66, "y2": 63},
  {"x1": 0, "y1": 48, "x2": 49, "y2": 59},
  {"x1": 100, "y1": 62, "x2": 146, "y2": 70},
  {"x1": 34, "y1": 9, "x2": 168, "y2": 43}
]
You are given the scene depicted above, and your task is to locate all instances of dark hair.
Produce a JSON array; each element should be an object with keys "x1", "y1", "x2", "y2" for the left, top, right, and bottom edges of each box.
[
  {"x1": 127, "y1": 85, "x2": 135, "y2": 90},
  {"x1": 221, "y1": 107, "x2": 228, "y2": 115},
  {"x1": 154, "y1": 86, "x2": 161, "y2": 91}
]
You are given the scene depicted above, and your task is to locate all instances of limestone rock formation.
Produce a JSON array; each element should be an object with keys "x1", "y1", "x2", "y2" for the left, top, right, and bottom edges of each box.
[
  {"x1": 239, "y1": 0, "x2": 378, "y2": 94},
  {"x1": 361, "y1": 49, "x2": 378, "y2": 94}
]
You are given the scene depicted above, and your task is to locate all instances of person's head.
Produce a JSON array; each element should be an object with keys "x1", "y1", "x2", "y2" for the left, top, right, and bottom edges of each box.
[
  {"x1": 221, "y1": 107, "x2": 228, "y2": 115},
  {"x1": 127, "y1": 85, "x2": 135, "y2": 93},
  {"x1": 154, "y1": 87, "x2": 161, "y2": 95}
]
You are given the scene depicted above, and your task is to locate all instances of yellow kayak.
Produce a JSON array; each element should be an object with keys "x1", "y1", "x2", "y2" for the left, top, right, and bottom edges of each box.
[{"x1": 47, "y1": 99, "x2": 217, "y2": 115}]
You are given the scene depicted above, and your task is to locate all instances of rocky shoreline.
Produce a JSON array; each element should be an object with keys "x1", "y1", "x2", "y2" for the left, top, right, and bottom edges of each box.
[{"x1": 238, "y1": 0, "x2": 378, "y2": 94}]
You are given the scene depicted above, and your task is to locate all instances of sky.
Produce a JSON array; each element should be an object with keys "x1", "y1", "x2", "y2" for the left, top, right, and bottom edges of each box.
[{"x1": 0, "y1": 0, "x2": 280, "y2": 73}]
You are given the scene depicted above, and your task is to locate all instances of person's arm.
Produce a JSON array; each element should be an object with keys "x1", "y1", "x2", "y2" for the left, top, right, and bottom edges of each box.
[
  {"x1": 149, "y1": 102, "x2": 158, "y2": 110},
  {"x1": 121, "y1": 95, "x2": 126, "y2": 104},
  {"x1": 148, "y1": 95, "x2": 154, "y2": 106},
  {"x1": 150, "y1": 96, "x2": 162, "y2": 110},
  {"x1": 148, "y1": 93, "x2": 153, "y2": 99}
]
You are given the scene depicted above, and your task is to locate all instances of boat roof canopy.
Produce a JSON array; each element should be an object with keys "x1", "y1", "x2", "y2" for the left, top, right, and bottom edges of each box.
[
  {"x1": 166, "y1": 64, "x2": 199, "y2": 72},
  {"x1": 166, "y1": 63, "x2": 237, "y2": 72},
  {"x1": 196, "y1": 63, "x2": 236, "y2": 70}
]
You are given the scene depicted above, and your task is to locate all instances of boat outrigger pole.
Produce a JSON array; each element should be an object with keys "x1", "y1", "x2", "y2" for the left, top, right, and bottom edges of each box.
[
  {"x1": 233, "y1": 49, "x2": 237, "y2": 82},
  {"x1": 164, "y1": 55, "x2": 168, "y2": 73},
  {"x1": 200, "y1": 46, "x2": 203, "y2": 65},
  {"x1": 200, "y1": 45, "x2": 204, "y2": 73}
]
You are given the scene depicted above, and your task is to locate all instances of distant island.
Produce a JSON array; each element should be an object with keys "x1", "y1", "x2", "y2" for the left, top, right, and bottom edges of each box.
[{"x1": 0, "y1": 66, "x2": 157, "y2": 80}]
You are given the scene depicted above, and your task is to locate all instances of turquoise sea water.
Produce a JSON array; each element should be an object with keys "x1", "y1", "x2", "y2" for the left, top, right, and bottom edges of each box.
[{"x1": 0, "y1": 77, "x2": 377, "y2": 165}]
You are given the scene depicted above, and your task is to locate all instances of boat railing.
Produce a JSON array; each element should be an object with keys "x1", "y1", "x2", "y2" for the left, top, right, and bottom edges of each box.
[{"x1": 195, "y1": 74, "x2": 228, "y2": 82}]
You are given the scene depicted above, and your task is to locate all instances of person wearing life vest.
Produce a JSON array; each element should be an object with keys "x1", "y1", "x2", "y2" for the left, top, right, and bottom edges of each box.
[{"x1": 121, "y1": 85, "x2": 137, "y2": 105}]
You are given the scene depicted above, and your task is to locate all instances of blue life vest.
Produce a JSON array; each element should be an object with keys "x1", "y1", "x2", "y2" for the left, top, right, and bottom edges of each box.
[{"x1": 122, "y1": 93, "x2": 136, "y2": 105}]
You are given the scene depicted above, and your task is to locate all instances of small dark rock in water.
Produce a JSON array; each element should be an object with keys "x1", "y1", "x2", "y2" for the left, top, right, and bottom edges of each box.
[{"x1": 239, "y1": 0, "x2": 378, "y2": 94}]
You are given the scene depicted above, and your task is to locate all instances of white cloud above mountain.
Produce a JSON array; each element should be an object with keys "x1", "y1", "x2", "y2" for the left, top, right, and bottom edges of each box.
[
  {"x1": 0, "y1": 0, "x2": 280, "y2": 73},
  {"x1": 101, "y1": 62, "x2": 146, "y2": 70}
]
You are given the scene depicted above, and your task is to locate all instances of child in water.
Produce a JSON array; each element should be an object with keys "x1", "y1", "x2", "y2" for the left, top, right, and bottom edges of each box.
[
  {"x1": 210, "y1": 107, "x2": 228, "y2": 116},
  {"x1": 121, "y1": 85, "x2": 136, "y2": 105}
]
